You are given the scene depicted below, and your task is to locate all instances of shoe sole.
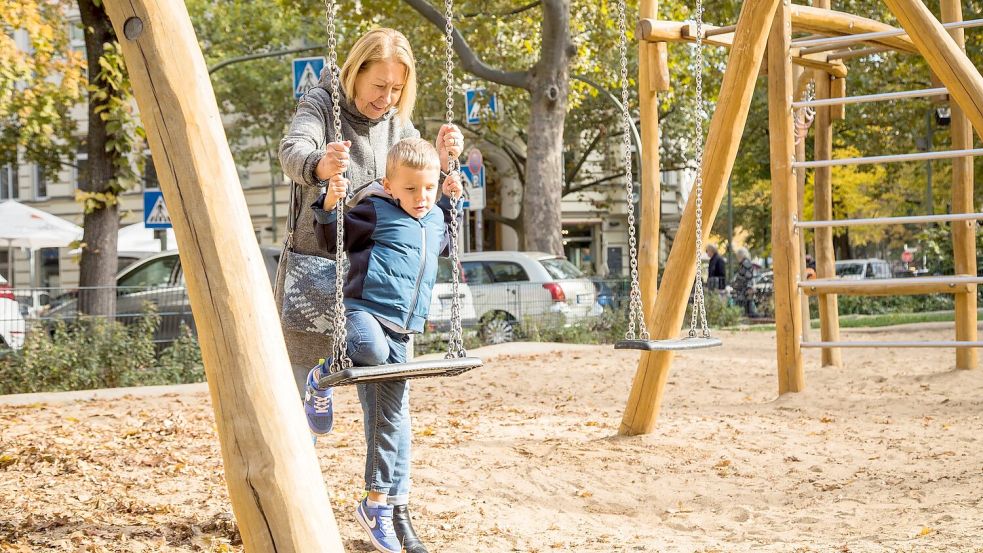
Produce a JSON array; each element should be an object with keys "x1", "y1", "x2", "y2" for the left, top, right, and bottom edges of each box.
[{"x1": 355, "y1": 503, "x2": 401, "y2": 553}]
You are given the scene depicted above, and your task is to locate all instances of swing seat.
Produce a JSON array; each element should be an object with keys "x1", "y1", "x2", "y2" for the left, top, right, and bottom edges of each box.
[
  {"x1": 318, "y1": 356, "x2": 483, "y2": 387},
  {"x1": 615, "y1": 336, "x2": 723, "y2": 351}
]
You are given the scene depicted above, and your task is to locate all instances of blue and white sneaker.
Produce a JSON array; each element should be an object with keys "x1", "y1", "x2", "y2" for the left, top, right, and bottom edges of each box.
[
  {"x1": 303, "y1": 359, "x2": 334, "y2": 436},
  {"x1": 355, "y1": 498, "x2": 401, "y2": 553}
]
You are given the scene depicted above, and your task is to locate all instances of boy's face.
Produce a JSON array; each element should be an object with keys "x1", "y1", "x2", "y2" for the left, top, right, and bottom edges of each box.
[{"x1": 383, "y1": 164, "x2": 441, "y2": 218}]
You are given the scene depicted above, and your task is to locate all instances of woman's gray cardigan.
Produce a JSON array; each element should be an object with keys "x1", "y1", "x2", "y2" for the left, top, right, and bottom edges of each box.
[{"x1": 276, "y1": 70, "x2": 420, "y2": 376}]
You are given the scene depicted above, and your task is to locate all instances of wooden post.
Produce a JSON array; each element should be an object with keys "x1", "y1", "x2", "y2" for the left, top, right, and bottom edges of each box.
[
  {"x1": 942, "y1": 0, "x2": 978, "y2": 370},
  {"x1": 794, "y1": 67, "x2": 812, "y2": 344},
  {"x1": 883, "y1": 0, "x2": 983, "y2": 139},
  {"x1": 812, "y1": 71, "x2": 841, "y2": 368},
  {"x1": 638, "y1": 0, "x2": 661, "y2": 323},
  {"x1": 620, "y1": 0, "x2": 782, "y2": 435},
  {"x1": 810, "y1": 0, "x2": 841, "y2": 368},
  {"x1": 769, "y1": 0, "x2": 804, "y2": 394},
  {"x1": 103, "y1": 2, "x2": 344, "y2": 551}
]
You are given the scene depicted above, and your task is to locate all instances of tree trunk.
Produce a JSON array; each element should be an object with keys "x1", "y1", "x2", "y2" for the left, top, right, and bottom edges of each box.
[
  {"x1": 833, "y1": 230, "x2": 852, "y2": 260},
  {"x1": 521, "y1": 0, "x2": 572, "y2": 255},
  {"x1": 77, "y1": 0, "x2": 120, "y2": 317}
]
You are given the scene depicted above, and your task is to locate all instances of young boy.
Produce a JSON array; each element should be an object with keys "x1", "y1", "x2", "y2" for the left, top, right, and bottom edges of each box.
[{"x1": 305, "y1": 137, "x2": 462, "y2": 553}]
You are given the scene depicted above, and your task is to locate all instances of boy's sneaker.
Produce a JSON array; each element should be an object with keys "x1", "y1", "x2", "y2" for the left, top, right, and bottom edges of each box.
[
  {"x1": 303, "y1": 360, "x2": 333, "y2": 435},
  {"x1": 355, "y1": 498, "x2": 401, "y2": 553}
]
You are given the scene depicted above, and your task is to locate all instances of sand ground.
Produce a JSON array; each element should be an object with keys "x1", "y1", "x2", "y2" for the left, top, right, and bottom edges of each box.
[{"x1": 1, "y1": 323, "x2": 981, "y2": 552}]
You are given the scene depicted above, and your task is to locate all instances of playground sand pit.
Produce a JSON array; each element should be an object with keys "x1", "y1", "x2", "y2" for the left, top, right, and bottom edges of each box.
[{"x1": 1, "y1": 323, "x2": 982, "y2": 552}]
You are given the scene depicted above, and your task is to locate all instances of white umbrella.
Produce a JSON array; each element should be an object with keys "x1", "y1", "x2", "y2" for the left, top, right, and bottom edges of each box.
[
  {"x1": 118, "y1": 222, "x2": 176, "y2": 253},
  {"x1": 0, "y1": 200, "x2": 83, "y2": 286}
]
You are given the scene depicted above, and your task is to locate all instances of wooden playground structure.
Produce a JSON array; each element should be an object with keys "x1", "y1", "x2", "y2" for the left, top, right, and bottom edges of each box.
[{"x1": 101, "y1": 0, "x2": 981, "y2": 550}]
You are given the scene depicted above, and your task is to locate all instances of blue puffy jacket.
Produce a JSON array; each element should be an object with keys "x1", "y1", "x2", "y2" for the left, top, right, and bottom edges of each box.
[{"x1": 311, "y1": 182, "x2": 461, "y2": 333}]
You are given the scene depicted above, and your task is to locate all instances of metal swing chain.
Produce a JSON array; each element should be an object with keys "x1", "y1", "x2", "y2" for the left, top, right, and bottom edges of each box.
[
  {"x1": 617, "y1": 0, "x2": 648, "y2": 341},
  {"x1": 325, "y1": 0, "x2": 352, "y2": 372},
  {"x1": 444, "y1": 0, "x2": 466, "y2": 358},
  {"x1": 689, "y1": 0, "x2": 712, "y2": 339}
]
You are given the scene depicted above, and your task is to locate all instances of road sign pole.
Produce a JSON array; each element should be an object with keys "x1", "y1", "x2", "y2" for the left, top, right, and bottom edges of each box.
[{"x1": 474, "y1": 209, "x2": 483, "y2": 252}]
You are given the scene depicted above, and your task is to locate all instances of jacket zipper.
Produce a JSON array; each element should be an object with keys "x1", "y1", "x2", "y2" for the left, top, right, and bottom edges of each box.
[{"x1": 405, "y1": 224, "x2": 427, "y2": 328}]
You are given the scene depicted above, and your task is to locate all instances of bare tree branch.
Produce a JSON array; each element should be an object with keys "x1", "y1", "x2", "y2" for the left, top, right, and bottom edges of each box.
[
  {"x1": 564, "y1": 173, "x2": 622, "y2": 197},
  {"x1": 402, "y1": 0, "x2": 531, "y2": 89},
  {"x1": 462, "y1": 1, "x2": 541, "y2": 18},
  {"x1": 564, "y1": 129, "x2": 603, "y2": 186}
]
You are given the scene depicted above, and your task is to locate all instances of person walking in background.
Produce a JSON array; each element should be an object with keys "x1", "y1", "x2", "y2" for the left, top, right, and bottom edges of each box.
[
  {"x1": 731, "y1": 247, "x2": 758, "y2": 318},
  {"x1": 706, "y1": 244, "x2": 726, "y2": 290}
]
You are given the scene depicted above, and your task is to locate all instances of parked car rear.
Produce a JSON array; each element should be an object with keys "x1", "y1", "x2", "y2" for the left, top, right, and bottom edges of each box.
[{"x1": 460, "y1": 251, "x2": 599, "y2": 344}]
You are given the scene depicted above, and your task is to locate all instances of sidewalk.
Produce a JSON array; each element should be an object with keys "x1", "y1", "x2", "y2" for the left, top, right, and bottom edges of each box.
[{"x1": 0, "y1": 342, "x2": 599, "y2": 406}]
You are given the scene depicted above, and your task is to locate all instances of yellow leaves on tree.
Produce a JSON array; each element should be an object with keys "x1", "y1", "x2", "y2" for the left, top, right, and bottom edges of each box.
[{"x1": 803, "y1": 146, "x2": 889, "y2": 248}]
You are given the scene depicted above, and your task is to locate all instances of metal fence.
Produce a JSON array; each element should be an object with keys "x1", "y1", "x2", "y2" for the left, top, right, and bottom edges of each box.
[
  {"x1": 0, "y1": 279, "x2": 751, "y2": 353},
  {"x1": 0, "y1": 285, "x2": 194, "y2": 350}
]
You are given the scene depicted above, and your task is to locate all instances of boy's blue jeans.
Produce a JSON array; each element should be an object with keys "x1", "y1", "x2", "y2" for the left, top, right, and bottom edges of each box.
[{"x1": 345, "y1": 309, "x2": 412, "y2": 506}]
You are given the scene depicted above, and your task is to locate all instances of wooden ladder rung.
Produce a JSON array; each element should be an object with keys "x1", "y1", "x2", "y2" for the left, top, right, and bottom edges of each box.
[{"x1": 799, "y1": 275, "x2": 983, "y2": 296}]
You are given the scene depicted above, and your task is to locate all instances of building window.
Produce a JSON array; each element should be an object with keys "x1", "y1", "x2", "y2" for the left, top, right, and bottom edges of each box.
[
  {"x1": 1, "y1": 163, "x2": 18, "y2": 200},
  {"x1": 75, "y1": 147, "x2": 88, "y2": 189},
  {"x1": 69, "y1": 20, "x2": 85, "y2": 53},
  {"x1": 34, "y1": 165, "x2": 47, "y2": 200},
  {"x1": 144, "y1": 155, "x2": 158, "y2": 191}
]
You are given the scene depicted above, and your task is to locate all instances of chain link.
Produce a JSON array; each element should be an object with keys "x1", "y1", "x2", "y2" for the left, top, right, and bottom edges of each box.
[
  {"x1": 617, "y1": 0, "x2": 648, "y2": 341},
  {"x1": 688, "y1": 0, "x2": 711, "y2": 339},
  {"x1": 444, "y1": 0, "x2": 466, "y2": 358},
  {"x1": 324, "y1": 0, "x2": 351, "y2": 372}
]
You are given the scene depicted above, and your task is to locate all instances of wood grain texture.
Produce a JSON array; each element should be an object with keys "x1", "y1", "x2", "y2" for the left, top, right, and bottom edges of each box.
[{"x1": 103, "y1": 1, "x2": 344, "y2": 551}]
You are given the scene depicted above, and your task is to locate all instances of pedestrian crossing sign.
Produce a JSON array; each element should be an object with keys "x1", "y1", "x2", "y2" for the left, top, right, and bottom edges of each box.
[
  {"x1": 144, "y1": 190, "x2": 172, "y2": 229},
  {"x1": 293, "y1": 57, "x2": 326, "y2": 99}
]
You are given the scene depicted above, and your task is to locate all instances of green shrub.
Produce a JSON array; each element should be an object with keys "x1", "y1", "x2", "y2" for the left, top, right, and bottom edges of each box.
[
  {"x1": 0, "y1": 308, "x2": 205, "y2": 395},
  {"x1": 808, "y1": 293, "x2": 956, "y2": 318}
]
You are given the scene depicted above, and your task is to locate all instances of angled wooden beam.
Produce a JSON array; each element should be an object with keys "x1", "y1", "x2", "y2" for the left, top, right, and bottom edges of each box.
[
  {"x1": 768, "y1": 0, "x2": 804, "y2": 395},
  {"x1": 620, "y1": 0, "x2": 782, "y2": 436},
  {"x1": 102, "y1": 1, "x2": 344, "y2": 551},
  {"x1": 789, "y1": 5, "x2": 918, "y2": 53},
  {"x1": 883, "y1": 0, "x2": 983, "y2": 139}
]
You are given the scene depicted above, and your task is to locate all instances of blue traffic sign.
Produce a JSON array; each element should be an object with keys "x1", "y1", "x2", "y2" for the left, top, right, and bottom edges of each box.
[
  {"x1": 143, "y1": 190, "x2": 172, "y2": 229},
  {"x1": 460, "y1": 165, "x2": 485, "y2": 210},
  {"x1": 293, "y1": 57, "x2": 326, "y2": 99},
  {"x1": 464, "y1": 88, "x2": 499, "y2": 125}
]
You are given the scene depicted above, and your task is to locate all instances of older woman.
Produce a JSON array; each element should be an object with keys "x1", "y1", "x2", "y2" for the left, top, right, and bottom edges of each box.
[{"x1": 276, "y1": 28, "x2": 461, "y2": 553}]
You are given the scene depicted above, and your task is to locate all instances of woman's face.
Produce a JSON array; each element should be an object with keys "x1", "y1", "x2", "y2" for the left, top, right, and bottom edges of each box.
[{"x1": 353, "y1": 59, "x2": 407, "y2": 119}]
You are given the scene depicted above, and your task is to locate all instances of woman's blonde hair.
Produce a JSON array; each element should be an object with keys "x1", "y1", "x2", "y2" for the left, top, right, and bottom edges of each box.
[{"x1": 340, "y1": 28, "x2": 417, "y2": 124}]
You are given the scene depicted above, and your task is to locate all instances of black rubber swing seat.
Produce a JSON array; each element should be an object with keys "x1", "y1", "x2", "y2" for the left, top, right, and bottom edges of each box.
[
  {"x1": 318, "y1": 356, "x2": 483, "y2": 387},
  {"x1": 615, "y1": 336, "x2": 723, "y2": 351}
]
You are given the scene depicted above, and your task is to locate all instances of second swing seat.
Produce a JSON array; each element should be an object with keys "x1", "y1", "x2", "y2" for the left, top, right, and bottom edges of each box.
[{"x1": 615, "y1": 336, "x2": 723, "y2": 351}]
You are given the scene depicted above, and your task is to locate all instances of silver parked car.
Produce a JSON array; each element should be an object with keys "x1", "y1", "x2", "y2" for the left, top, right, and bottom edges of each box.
[
  {"x1": 45, "y1": 248, "x2": 281, "y2": 344},
  {"x1": 460, "y1": 251, "x2": 600, "y2": 344}
]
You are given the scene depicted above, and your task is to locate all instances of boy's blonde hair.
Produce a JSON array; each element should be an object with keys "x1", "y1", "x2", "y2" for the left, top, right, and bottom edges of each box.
[
  {"x1": 386, "y1": 138, "x2": 440, "y2": 177},
  {"x1": 340, "y1": 28, "x2": 417, "y2": 125}
]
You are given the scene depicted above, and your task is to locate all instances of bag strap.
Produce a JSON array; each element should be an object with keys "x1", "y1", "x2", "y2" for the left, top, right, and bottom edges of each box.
[{"x1": 285, "y1": 179, "x2": 300, "y2": 251}]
